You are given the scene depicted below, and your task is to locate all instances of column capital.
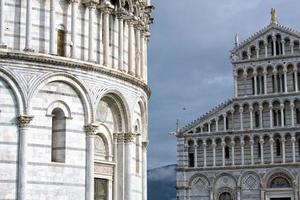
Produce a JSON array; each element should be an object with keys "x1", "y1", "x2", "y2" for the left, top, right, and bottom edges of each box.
[
  {"x1": 17, "y1": 115, "x2": 33, "y2": 128},
  {"x1": 259, "y1": 138, "x2": 264, "y2": 144},
  {"x1": 83, "y1": 0, "x2": 98, "y2": 8},
  {"x1": 259, "y1": 105, "x2": 264, "y2": 111},
  {"x1": 68, "y1": 0, "x2": 79, "y2": 3},
  {"x1": 124, "y1": 132, "x2": 136, "y2": 143},
  {"x1": 221, "y1": 141, "x2": 226, "y2": 147},
  {"x1": 84, "y1": 123, "x2": 98, "y2": 136},
  {"x1": 280, "y1": 103, "x2": 285, "y2": 109},
  {"x1": 269, "y1": 138, "x2": 274, "y2": 144},
  {"x1": 240, "y1": 140, "x2": 245, "y2": 146},
  {"x1": 249, "y1": 106, "x2": 254, "y2": 112},
  {"x1": 290, "y1": 103, "x2": 295, "y2": 108},
  {"x1": 230, "y1": 141, "x2": 235, "y2": 146},
  {"x1": 291, "y1": 136, "x2": 296, "y2": 143},
  {"x1": 239, "y1": 107, "x2": 244, "y2": 113},
  {"x1": 250, "y1": 138, "x2": 254, "y2": 145},
  {"x1": 281, "y1": 138, "x2": 286, "y2": 143},
  {"x1": 99, "y1": 1, "x2": 114, "y2": 13}
]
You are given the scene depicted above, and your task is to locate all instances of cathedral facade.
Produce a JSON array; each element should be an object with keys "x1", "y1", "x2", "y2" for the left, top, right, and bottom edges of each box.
[
  {"x1": 0, "y1": 0, "x2": 153, "y2": 200},
  {"x1": 177, "y1": 11, "x2": 300, "y2": 200}
]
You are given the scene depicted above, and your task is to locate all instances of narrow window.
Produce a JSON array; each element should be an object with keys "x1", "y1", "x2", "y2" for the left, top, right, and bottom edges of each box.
[
  {"x1": 252, "y1": 77, "x2": 255, "y2": 94},
  {"x1": 273, "y1": 110, "x2": 277, "y2": 126},
  {"x1": 281, "y1": 74, "x2": 285, "y2": 92},
  {"x1": 258, "y1": 141, "x2": 261, "y2": 158},
  {"x1": 272, "y1": 75, "x2": 275, "y2": 93},
  {"x1": 51, "y1": 108, "x2": 66, "y2": 163},
  {"x1": 225, "y1": 117, "x2": 229, "y2": 130},
  {"x1": 276, "y1": 139, "x2": 281, "y2": 156},
  {"x1": 255, "y1": 111, "x2": 260, "y2": 128},
  {"x1": 298, "y1": 139, "x2": 300, "y2": 155},
  {"x1": 188, "y1": 152, "x2": 195, "y2": 167},
  {"x1": 296, "y1": 108, "x2": 300, "y2": 124},
  {"x1": 57, "y1": 26, "x2": 65, "y2": 56},
  {"x1": 225, "y1": 146, "x2": 230, "y2": 159}
]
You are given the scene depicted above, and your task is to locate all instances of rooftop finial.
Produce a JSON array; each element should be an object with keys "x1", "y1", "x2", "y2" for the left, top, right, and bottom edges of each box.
[
  {"x1": 235, "y1": 33, "x2": 239, "y2": 47},
  {"x1": 271, "y1": 8, "x2": 278, "y2": 24}
]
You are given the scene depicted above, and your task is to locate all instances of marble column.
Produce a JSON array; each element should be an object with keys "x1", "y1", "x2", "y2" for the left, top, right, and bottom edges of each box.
[
  {"x1": 17, "y1": 115, "x2": 33, "y2": 200},
  {"x1": 250, "y1": 138, "x2": 254, "y2": 165},
  {"x1": 208, "y1": 122, "x2": 211, "y2": 133},
  {"x1": 140, "y1": 31, "x2": 145, "y2": 80},
  {"x1": 212, "y1": 141, "x2": 216, "y2": 167},
  {"x1": 274, "y1": 70, "x2": 278, "y2": 93},
  {"x1": 282, "y1": 40, "x2": 286, "y2": 55},
  {"x1": 270, "y1": 138, "x2": 274, "y2": 164},
  {"x1": 222, "y1": 141, "x2": 225, "y2": 166},
  {"x1": 254, "y1": 72, "x2": 258, "y2": 95},
  {"x1": 24, "y1": 0, "x2": 33, "y2": 51},
  {"x1": 263, "y1": 70, "x2": 268, "y2": 94},
  {"x1": 128, "y1": 19, "x2": 135, "y2": 76},
  {"x1": 259, "y1": 106, "x2": 263, "y2": 129},
  {"x1": 85, "y1": 124, "x2": 98, "y2": 200},
  {"x1": 203, "y1": 143, "x2": 207, "y2": 167},
  {"x1": 135, "y1": 26, "x2": 141, "y2": 78},
  {"x1": 103, "y1": 7, "x2": 111, "y2": 66},
  {"x1": 272, "y1": 36, "x2": 276, "y2": 56},
  {"x1": 284, "y1": 68, "x2": 288, "y2": 93},
  {"x1": 0, "y1": 0, "x2": 6, "y2": 47},
  {"x1": 142, "y1": 142, "x2": 148, "y2": 200},
  {"x1": 215, "y1": 117, "x2": 219, "y2": 132},
  {"x1": 239, "y1": 108, "x2": 243, "y2": 131},
  {"x1": 249, "y1": 106, "x2": 254, "y2": 129},
  {"x1": 291, "y1": 43, "x2": 294, "y2": 55},
  {"x1": 87, "y1": 3, "x2": 96, "y2": 62},
  {"x1": 280, "y1": 104, "x2": 285, "y2": 127},
  {"x1": 292, "y1": 136, "x2": 296, "y2": 163},
  {"x1": 241, "y1": 140, "x2": 245, "y2": 166},
  {"x1": 260, "y1": 137, "x2": 264, "y2": 164},
  {"x1": 124, "y1": 133, "x2": 135, "y2": 200},
  {"x1": 117, "y1": 14, "x2": 124, "y2": 71},
  {"x1": 291, "y1": 103, "x2": 295, "y2": 126},
  {"x1": 194, "y1": 144, "x2": 198, "y2": 168},
  {"x1": 113, "y1": 134, "x2": 118, "y2": 200},
  {"x1": 49, "y1": 0, "x2": 56, "y2": 54},
  {"x1": 70, "y1": 0, "x2": 78, "y2": 59},
  {"x1": 231, "y1": 141, "x2": 235, "y2": 166},
  {"x1": 269, "y1": 105, "x2": 273, "y2": 128},
  {"x1": 223, "y1": 114, "x2": 227, "y2": 131},
  {"x1": 294, "y1": 67, "x2": 299, "y2": 92},
  {"x1": 112, "y1": 15, "x2": 119, "y2": 69},
  {"x1": 264, "y1": 43, "x2": 268, "y2": 57},
  {"x1": 282, "y1": 138, "x2": 286, "y2": 164}
]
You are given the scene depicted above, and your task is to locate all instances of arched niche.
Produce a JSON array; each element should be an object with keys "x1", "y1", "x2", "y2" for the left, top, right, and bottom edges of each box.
[
  {"x1": 189, "y1": 176, "x2": 210, "y2": 200},
  {"x1": 240, "y1": 172, "x2": 261, "y2": 200}
]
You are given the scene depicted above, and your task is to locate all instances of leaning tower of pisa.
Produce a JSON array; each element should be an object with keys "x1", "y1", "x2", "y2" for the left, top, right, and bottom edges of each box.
[{"x1": 0, "y1": 0, "x2": 153, "y2": 200}]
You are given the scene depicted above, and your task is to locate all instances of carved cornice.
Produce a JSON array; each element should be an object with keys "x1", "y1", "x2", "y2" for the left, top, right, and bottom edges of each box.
[
  {"x1": 85, "y1": 123, "x2": 98, "y2": 136},
  {"x1": 0, "y1": 51, "x2": 151, "y2": 97},
  {"x1": 82, "y1": 0, "x2": 98, "y2": 8},
  {"x1": 18, "y1": 115, "x2": 33, "y2": 128}
]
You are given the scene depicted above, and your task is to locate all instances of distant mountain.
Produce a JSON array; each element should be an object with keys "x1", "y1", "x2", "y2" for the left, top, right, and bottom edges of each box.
[{"x1": 148, "y1": 164, "x2": 177, "y2": 200}]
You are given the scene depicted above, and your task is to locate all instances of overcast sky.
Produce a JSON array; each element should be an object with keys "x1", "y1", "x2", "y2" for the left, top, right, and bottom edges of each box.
[{"x1": 147, "y1": 0, "x2": 300, "y2": 169}]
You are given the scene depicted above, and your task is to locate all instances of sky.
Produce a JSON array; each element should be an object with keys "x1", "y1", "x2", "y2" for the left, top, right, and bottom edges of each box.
[{"x1": 147, "y1": 0, "x2": 300, "y2": 169}]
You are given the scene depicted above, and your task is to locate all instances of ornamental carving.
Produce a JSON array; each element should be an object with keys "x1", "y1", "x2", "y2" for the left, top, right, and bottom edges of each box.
[
  {"x1": 95, "y1": 164, "x2": 114, "y2": 176},
  {"x1": 17, "y1": 115, "x2": 33, "y2": 128},
  {"x1": 85, "y1": 124, "x2": 98, "y2": 136},
  {"x1": 113, "y1": 132, "x2": 136, "y2": 142}
]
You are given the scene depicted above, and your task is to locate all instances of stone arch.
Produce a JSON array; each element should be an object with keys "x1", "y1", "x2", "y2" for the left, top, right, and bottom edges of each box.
[
  {"x1": 97, "y1": 124, "x2": 114, "y2": 159},
  {"x1": 134, "y1": 96, "x2": 147, "y2": 141},
  {"x1": 96, "y1": 90, "x2": 131, "y2": 133},
  {"x1": 239, "y1": 171, "x2": 261, "y2": 200},
  {"x1": 28, "y1": 73, "x2": 92, "y2": 124},
  {"x1": 94, "y1": 132, "x2": 111, "y2": 161},
  {"x1": 0, "y1": 68, "x2": 25, "y2": 115},
  {"x1": 188, "y1": 174, "x2": 210, "y2": 200},
  {"x1": 214, "y1": 173, "x2": 237, "y2": 190},
  {"x1": 263, "y1": 168, "x2": 295, "y2": 188},
  {"x1": 46, "y1": 100, "x2": 72, "y2": 119}
]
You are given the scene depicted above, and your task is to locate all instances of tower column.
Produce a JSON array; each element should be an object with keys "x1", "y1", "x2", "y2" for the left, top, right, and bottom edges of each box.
[
  {"x1": 142, "y1": 142, "x2": 148, "y2": 200},
  {"x1": 294, "y1": 67, "x2": 299, "y2": 92},
  {"x1": 49, "y1": 0, "x2": 56, "y2": 55},
  {"x1": 212, "y1": 141, "x2": 216, "y2": 167},
  {"x1": 264, "y1": 43, "x2": 268, "y2": 57},
  {"x1": 140, "y1": 31, "x2": 145, "y2": 80},
  {"x1": 281, "y1": 137, "x2": 286, "y2": 164},
  {"x1": 234, "y1": 73, "x2": 238, "y2": 97},
  {"x1": 70, "y1": 0, "x2": 78, "y2": 59},
  {"x1": 0, "y1": 0, "x2": 6, "y2": 47},
  {"x1": 284, "y1": 68, "x2": 288, "y2": 93},
  {"x1": 269, "y1": 105, "x2": 273, "y2": 128},
  {"x1": 203, "y1": 143, "x2": 207, "y2": 167},
  {"x1": 223, "y1": 114, "x2": 227, "y2": 131},
  {"x1": 215, "y1": 117, "x2": 219, "y2": 132},
  {"x1": 250, "y1": 138, "x2": 254, "y2": 165},
  {"x1": 270, "y1": 138, "x2": 274, "y2": 164},
  {"x1": 259, "y1": 105, "x2": 263, "y2": 129},
  {"x1": 274, "y1": 70, "x2": 278, "y2": 93},
  {"x1": 17, "y1": 115, "x2": 33, "y2": 200},
  {"x1": 272, "y1": 36, "x2": 276, "y2": 56},
  {"x1": 282, "y1": 39, "x2": 286, "y2": 55},
  {"x1": 231, "y1": 141, "x2": 235, "y2": 166},
  {"x1": 24, "y1": 0, "x2": 33, "y2": 51},
  {"x1": 292, "y1": 135, "x2": 296, "y2": 163},
  {"x1": 87, "y1": 3, "x2": 97, "y2": 62},
  {"x1": 249, "y1": 106, "x2": 254, "y2": 129},
  {"x1": 239, "y1": 107, "x2": 243, "y2": 131},
  {"x1": 85, "y1": 124, "x2": 98, "y2": 200},
  {"x1": 254, "y1": 72, "x2": 258, "y2": 95},
  {"x1": 117, "y1": 12, "x2": 124, "y2": 71},
  {"x1": 128, "y1": 19, "x2": 135, "y2": 76},
  {"x1": 263, "y1": 70, "x2": 268, "y2": 94},
  {"x1": 135, "y1": 25, "x2": 141, "y2": 78},
  {"x1": 291, "y1": 103, "x2": 295, "y2": 126},
  {"x1": 102, "y1": 5, "x2": 112, "y2": 66},
  {"x1": 194, "y1": 144, "x2": 198, "y2": 168},
  {"x1": 280, "y1": 104, "x2": 285, "y2": 127},
  {"x1": 241, "y1": 140, "x2": 245, "y2": 166},
  {"x1": 221, "y1": 140, "x2": 225, "y2": 167},
  {"x1": 291, "y1": 43, "x2": 294, "y2": 54},
  {"x1": 260, "y1": 137, "x2": 264, "y2": 164},
  {"x1": 124, "y1": 133, "x2": 135, "y2": 200}
]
